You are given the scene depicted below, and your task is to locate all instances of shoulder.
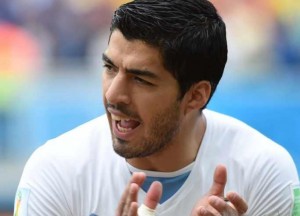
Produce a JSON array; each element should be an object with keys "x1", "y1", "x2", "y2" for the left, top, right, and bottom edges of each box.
[
  {"x1": 203, "y1": 109, "x2": 298, "y2": 187},
  {"x1": 43, "y1": 114, "x2": 110, "y2": 158},
  {"x1": 19, "y1": 114, "x2": 113, "y2": 185},
  {"x1": 203, "y1": 110, "x2": 299, "y2": 214},
  {"x1": 203, "y1": 109, "x2": 288, "y2": 154},
  {"x1": 16, "y1": 114, "x2": 127, "y2": 214},
  {"x1": 203, "y1": 109, "x2": 256, "y2": 131}
]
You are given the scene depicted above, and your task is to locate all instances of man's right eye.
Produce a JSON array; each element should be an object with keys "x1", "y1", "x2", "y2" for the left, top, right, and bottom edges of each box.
[
  {"x1": 103, "y1": 64, "x2": 113, "y2": 71},
  {"x1": 103, "y1": 64, "x2": 118, "y2": 75}
]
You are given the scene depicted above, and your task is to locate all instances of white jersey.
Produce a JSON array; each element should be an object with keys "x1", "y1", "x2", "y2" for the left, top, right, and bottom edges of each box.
[{"x1": 14, "y1": 110, "x2": 299, "y2": 216}]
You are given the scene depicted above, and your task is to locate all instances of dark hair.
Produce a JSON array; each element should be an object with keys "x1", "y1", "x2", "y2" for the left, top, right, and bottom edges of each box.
[{"x1": 110, "y1": 0, "x2": 227, "y2": 108}]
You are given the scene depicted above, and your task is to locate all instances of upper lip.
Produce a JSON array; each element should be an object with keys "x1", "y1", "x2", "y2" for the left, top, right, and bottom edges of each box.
[{"x1": 107, "y1": 107, "x2": 139, "y2": 122}]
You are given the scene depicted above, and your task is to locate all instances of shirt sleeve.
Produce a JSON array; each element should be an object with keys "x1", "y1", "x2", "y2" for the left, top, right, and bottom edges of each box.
[
  {"x1": 14, "y1": 142, "x2": 72, "y2": 216},
  {"x1": 245, "y1": 145, "x2": 299, "y2": 216}
]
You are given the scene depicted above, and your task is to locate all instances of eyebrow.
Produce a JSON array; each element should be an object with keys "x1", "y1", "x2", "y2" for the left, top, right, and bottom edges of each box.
[
  {"x1": 102, "y1": 53, "x2": 160, "y2": 80},
  {"x1": 102, "y1": 53, "x2": 115, "y2": 67}
]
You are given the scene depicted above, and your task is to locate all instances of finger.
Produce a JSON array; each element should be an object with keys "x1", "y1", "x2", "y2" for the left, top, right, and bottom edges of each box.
[
  {"x1": 116, "y1": 183, "x2": 131, "y2": 216},
  {"x1": 116, "y1": 172, "x2": 146, "y2": 215},
  {"x1": 226, "y1": 191, "x2": 248, "y2": 214},
  {"x1": 144, "y1": 181, "x2": 162, "y2": 210},
  {"x1": 128, "y1": 202, "x2": 139, "y2": 216},
  {"x1": 130, "y1": 172, "x2": 147, "y2": 186},
  {"x1": 124, "y1": 183, "x2": 139, "y2": 214},
  {"x1": 194, "y1": 206, "x2": 215, "y2": 216},
  {"x1": 130, "y1": 183, "x2": 139, "y2": 202},
  {"x1": 209, "y1": 164, "x2": 227, "y2": 196},
  {"x1": 208, "y1": 195, "x2": 227, "y2": 212}
]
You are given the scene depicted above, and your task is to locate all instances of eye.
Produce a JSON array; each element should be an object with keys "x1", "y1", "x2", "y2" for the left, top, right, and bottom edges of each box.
[
  {"x1": 103, "y1": 64, "x2": 113, "y2": 72},
  {"x1": 133, "y1": 76, "x2": 153, "y2": 86},
  {"x1": 103, "y1": 64, "x2": 119, "y2": 76}
]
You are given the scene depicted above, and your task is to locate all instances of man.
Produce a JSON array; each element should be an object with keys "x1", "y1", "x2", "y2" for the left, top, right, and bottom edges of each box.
[{"x1": 14, "y1": 0, "x2": 299, "y2": 215}]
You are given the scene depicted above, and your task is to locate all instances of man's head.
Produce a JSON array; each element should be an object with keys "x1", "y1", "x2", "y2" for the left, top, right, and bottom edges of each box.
[
  {"x1": 102, "y1": 0, "x2": 227, "y2": 159},
  {"x1": 110, "y1": 0, "x2": 227, "y2": 108}
]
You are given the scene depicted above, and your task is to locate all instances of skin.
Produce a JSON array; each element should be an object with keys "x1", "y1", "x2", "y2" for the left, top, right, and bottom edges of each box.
[
  {"x1": 117, "y1": 166, "x2": 248, "y2": 216},
  {"x1": 190, "y1": 165, "x2": 248, "y2": 216},
  {"x1": 102, "y1": 30, "x2": 248, "y2": 215},
  {"x1": 102, "y1": 30, "x2": 209, "y2": 172},
  {"x1": 116, "y1": 172, "x2": 162, "y2": 216}
]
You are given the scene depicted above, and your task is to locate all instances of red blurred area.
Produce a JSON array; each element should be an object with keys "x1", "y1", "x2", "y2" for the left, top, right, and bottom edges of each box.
[{"x1": 0, "y1": 22, "x2": 40, "y2": 76}]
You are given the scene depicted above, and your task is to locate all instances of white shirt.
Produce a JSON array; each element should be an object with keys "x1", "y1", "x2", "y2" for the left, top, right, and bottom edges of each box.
[{"x1": 14, "y1": 110, "x2": 299, "y2": 215}]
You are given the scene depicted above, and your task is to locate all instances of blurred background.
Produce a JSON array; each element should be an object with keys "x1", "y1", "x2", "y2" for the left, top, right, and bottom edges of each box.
[{"x1": 0, "y1": 0, "x2": 299, "y2": 214}]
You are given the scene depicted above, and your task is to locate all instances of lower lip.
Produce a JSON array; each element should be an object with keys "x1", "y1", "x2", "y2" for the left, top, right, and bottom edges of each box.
[{"x1": 112, "y1": 120, "x2": 140, "y2": 141}]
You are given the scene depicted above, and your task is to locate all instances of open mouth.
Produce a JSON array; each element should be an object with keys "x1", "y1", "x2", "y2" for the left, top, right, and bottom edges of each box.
[{"x1": 111, "y1": 114, "x2": 141, "y2": 133}]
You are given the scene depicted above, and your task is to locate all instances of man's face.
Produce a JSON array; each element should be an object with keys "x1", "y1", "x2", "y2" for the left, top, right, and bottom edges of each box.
[{"x1": 102, "y1": 30, "x2": 184, "y2": 158}]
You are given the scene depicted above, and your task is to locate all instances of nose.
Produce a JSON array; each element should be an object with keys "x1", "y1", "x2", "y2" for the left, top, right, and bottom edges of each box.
[{"x1": 105, "y1": 73, "x2": 131, "y2": 105}]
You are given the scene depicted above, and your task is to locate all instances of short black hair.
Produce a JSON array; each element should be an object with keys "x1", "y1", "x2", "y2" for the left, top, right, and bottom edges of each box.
[{"x1": 110, "y1": 0, "x2": 227, "y2": 109}]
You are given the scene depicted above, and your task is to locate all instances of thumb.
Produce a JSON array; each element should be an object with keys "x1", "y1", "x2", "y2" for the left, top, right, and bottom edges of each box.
[
  {"x1": 209, "y1": 164, "x2": 227, "y2": 196},
  {"x1": 144, "y1": 181, "x2": 162, "y2": 210}
]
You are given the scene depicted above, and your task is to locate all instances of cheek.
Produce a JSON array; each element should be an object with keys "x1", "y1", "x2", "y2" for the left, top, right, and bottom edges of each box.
[
  {"x1": 137, "y1": 96, "x2": 175, "y2": 122},
  {"x1": 134, "y1": 98, "x2": 156, "y2": 124},
  {"x1": 102, "y1": 74, "x2": 111, "y2": 95}
]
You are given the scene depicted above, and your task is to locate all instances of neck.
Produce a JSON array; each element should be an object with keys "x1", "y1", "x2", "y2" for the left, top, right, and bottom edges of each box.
[{"x1": 127, "y1": 111, "x2": 206, "y2": 172}]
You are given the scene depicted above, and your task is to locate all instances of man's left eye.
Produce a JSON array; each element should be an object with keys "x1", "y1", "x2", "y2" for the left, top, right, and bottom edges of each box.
[{"x1": 134, "y1": 77, "x2": 153, "y2": 86}]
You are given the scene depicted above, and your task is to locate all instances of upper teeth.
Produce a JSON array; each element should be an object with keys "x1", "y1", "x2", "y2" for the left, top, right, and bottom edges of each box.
[{"x1": 111, "y1": 114, "x2": 131, "y2": 121}]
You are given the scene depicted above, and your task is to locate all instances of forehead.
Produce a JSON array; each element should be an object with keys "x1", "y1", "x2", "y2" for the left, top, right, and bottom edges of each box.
[{"x1": 105, "y1": 30, "x2": 165, "y2": 71}]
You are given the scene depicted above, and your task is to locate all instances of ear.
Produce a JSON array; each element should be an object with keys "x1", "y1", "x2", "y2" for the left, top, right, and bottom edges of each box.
[{"x1": 183, "y1": 81, "x2": 211, "y2": 115}]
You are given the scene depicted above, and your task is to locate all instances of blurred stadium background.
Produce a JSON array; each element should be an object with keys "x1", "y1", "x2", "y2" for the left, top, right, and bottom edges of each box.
[{"x1": 0, "y1": 0, "x2": 299, "y2": 214}]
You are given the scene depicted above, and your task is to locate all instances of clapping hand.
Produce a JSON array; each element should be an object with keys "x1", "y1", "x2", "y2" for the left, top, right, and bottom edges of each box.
[
  {"x1": 191, "y1": 165, "x2": 248, "y2": 216},
  {"x1": 116, "y1": 165, "x2": 248, "y2": 216},
  {"x1": 116, "y1": 172, "x2": 162, "y2": 216}
]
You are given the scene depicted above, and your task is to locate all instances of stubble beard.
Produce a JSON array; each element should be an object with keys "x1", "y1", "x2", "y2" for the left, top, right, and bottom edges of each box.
[{"x1": 112, "y1": 101, "x2": 181, "y2": 159}]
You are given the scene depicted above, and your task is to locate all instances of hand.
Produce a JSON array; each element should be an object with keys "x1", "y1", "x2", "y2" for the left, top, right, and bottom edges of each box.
[
  {"x1": 191, "y1": 164, "x2": 248, "y2": 216},
  {"x1": 116, "y1": 172, "x2": 162, "y2": 216}
]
